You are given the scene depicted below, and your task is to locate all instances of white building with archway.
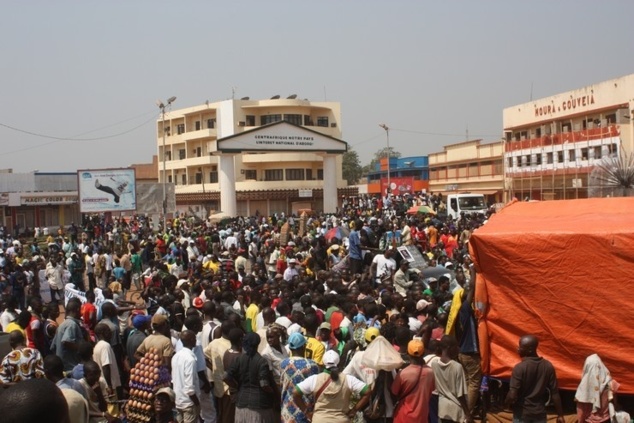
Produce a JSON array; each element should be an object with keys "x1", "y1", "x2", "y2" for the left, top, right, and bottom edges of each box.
[{"x1": 157, "y1": 98, "x2": 354, "y2": 217}]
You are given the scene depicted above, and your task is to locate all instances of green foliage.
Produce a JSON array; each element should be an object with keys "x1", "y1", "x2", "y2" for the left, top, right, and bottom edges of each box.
[{"x1": 342, "y1": 150, "x2": 363, "y2": 185}]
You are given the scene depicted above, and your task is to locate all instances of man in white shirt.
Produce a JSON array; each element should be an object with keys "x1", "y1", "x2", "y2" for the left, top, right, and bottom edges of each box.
[
  {"x1": 371, "y1": 248, "x2": 397, "y2": 285},
  {"x1": 267, "y1": 246, "x2": 280, "y2": 279},
  {"x1": 172, "y1": 330, "x2": 200, "y2": 423},
  {"x1": 283, "y1": 259, "x2": 299, "y2": 282},
  {"x1": 46, "y1": 256, "x2": 65, "y2": 303},
  {"x1": 223, "y1": 229, "x2": 238, "y2": 251}
]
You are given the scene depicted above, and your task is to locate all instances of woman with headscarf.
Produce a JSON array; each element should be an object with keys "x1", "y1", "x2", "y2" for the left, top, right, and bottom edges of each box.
[
  {"x1": 293, "y1": 350, "x2": 371, "y2": 423},
  {"x1": 575, "y1": 354, "x2": 620, "y2": 423},
  {"x1": 224, "y1": 332, "x2": 277, "y2": 423}
]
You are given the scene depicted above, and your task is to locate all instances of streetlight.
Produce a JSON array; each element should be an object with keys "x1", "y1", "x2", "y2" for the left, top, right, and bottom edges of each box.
[
  {"x1": 379, "y1": 123, "x2": 391, "y2": 196},
  {"x1": 157, "y1": 96, "x2": 177, "y2": 230}
]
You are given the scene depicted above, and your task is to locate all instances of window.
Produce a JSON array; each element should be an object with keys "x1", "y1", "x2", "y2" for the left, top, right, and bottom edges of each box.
[
  {"x1": 285, "y1": 168, "x2": 305, "y2": 181},
  {"x1": 304, "y1": 115, "x2": 313, "y2": 126},
  {"x1": 181, "y1": 174, "x2": 187, "y2": 185},
  {"x1": 195, "y1": 121, "x2": 201, "y2": 131},
  {"x1": 526, "y1": 155, "x2": 532, "y2": 167},
  {"x1": 606, "y1": 113, "x2": 616, "y2": 124},
  {"x1": 179, "y1": 149, "x2": 186, "y2": 160},
  {"x1": 562, "y1": 123, "x2": 571, "y2": 133},
  {"x1": 168, "y1": 175, "x2": 172, "y2": 183},
  {"x1": 265, "y1": 169, "x2": 283, "y2": 181},
  {"x1": 244, "y1": 170, "x2": 256, "y2": 180},
  {"x1": 520, "y1": 131, "x2": 528, "y2": 140},
  {"x1": 581, "y1": 148, "x2": 588, "y2": 160},
  {"x1": 195, "y1": 173, "x2": 202, "y2": 184},
  {"x1": 569, "y1": 149, "x2": 576, "y2": 162},
  {"x1": 165, "y1": 151, "x2": 171, "y2": 161},
  {"x1": 536, "y1": 154, "x2": 542, "y2": 166},
  {"x1": 177, "y1": 124, "x2": 185, "y2": 134},
  {"x1": 196, "y1": 147, "x2": 202, "y2": 157},
  {"x1": 593, "y1": 146, "x2": 602, "y2": 160},
  {"x1": 535, "y1": 127, "x2": 542, "y2": 138},
  {"x1": 284, "y1": 114, "x2": 302, "y2": 126},
  {"x1": 209, "y1": 172, "x2": 218, "y2": 183},
  {"x1": 493, "y1": 161, "x2": 503, "y2": 175},
  {"x1": 316, "y1": 116, "x2": 329, "y2": 127},
  {"x1": 608, "y1": 143, "x2": 618, "y2": 155},
  {"x1": 207, "y1": 118, "x2": 216, "y2": 129},
  {"x1": 317, "y1": 169, "x2": 324, "y2": 180},
  {"x1": 306, "y1": 169, "x2": 313, "y2": 180},
  {"x1": 245, "y1": 115, "x2": 256, "y2": 126},
  {"x1": 508, "y1": 157, "x2": 513, "y2": 168},
  {"x1": 547, "y1": 152, "x2": 554, "y2": 164},
  {"x1": 261, "y1": 114, "x2": 282, "y2": 125},
  {"x1": 557, "y1": 151, "x2": 564, "y2": 163}
]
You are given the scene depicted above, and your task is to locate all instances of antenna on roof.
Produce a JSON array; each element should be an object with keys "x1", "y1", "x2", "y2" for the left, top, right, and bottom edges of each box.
[
  {"x1": 286, "y1": 94, "x2": 297, "y2": 99},
  {"x1": 241, "y1": 96, "x2": 250, "y2": 100},
  {"x1": 270, "y1": 95, "x2": 280, "y2": 99},
  {"x1": 530, "y1": 81, "x2": 533, "y2": 101},
  {"x1": 232, "y1": 86, "x2": 237, "y2": 100}
]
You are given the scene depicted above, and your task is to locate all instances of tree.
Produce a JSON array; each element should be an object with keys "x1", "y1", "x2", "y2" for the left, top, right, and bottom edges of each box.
[
  {"x1": 589, "y1": 151, "x2": 634, "y2": 197},
  {"x1": 366, "y1": 147, "x2": 401, "y2": 172},
  {"x1": 342, "y1": 149, "x2": 363, "y2": 185}
]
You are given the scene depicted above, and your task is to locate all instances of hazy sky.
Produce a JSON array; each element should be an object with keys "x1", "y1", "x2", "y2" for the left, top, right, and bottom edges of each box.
[{"x1": 3, "y1": 1, "x2": 634, "y2": 173}]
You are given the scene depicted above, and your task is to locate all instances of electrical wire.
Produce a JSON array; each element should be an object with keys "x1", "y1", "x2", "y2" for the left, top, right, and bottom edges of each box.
[
  {"x1": 1, "y1": 111, "x2": 160, "y2": 155},
  {"x1": 350, "y1": 127, "x2": 501, "y2": 149},
  {"x1": 390, "y1": 127, "x2": 501, "y2": 138},
  {"x1": 0, "y1": 110, "x2": 158, "y2": 141},
  {"x1": 350, "y1": 133, "x2": 383, "y2": 147}
]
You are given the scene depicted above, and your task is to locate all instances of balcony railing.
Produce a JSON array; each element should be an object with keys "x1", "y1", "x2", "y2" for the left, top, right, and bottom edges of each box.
[{"x1": 505, "y1": 125, "x2": 620, "y2": 152}]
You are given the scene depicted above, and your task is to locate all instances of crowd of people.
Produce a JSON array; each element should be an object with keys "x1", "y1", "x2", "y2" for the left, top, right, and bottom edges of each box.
[{"x1": 0, "y1": 192, "x2": 626, "y2": 423}]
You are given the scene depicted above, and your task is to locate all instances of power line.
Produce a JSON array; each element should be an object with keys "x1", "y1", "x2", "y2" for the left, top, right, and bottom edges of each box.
[
  {"x1": 350, "y1": 133, "x2": 383, "y2": 147},
  {"x1": 390, "y1": 127, "x2": 501, "y2": 138},
  {"x1": 1, "y1": 111, "x2": 159, "y2": 155}
]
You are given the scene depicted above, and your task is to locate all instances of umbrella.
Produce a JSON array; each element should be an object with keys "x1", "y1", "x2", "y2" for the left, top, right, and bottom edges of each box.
[
  {"x1": 324, "y1": 226, "x2": 350, "y2": 241},
  {"x1": 406, "y1": 205, "x2": 436, "y2": 215},
  {"x1": 209, "y1": 211, "x2": 231, "y2": 224}
]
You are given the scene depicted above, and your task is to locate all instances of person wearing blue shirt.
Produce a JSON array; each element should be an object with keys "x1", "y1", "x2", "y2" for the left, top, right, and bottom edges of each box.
[{"x1": 348, "y1": 220, "x2": 364, "y2": 275}]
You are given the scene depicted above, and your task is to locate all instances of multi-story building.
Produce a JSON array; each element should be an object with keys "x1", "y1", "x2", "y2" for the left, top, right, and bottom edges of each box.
[
  {"x1": 428, "y1": 140, "x2": 504, "y2": 204},
  {"x1": 366, "y1": 156, "x2": 429, "y2": 196},
  {"x1": 157, "y1": 97, "x2": 352, "y2": 216},
  {"x1": 503, "y1": 73, "x2": 634, "y2": 201}
]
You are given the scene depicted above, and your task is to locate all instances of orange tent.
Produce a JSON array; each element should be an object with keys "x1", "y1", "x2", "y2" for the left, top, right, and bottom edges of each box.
[{"x1": 469, "y1": 197, "x2": 634, "y2": 393}]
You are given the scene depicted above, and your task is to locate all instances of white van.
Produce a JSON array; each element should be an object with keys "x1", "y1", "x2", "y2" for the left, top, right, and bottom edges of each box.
[{"x1": 446, "y1": 193, "x2": 487, "y2": 219}]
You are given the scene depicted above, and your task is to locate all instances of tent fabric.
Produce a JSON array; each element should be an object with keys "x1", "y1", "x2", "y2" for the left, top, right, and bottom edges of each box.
[{"x1": 468, "y1": 197, "x2": 634, "y2": 394}]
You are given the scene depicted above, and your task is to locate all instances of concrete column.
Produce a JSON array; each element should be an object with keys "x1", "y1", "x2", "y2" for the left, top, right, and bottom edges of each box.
[
  {"x1": 218, "y1": 154, "x2": 237, "y2": 216},
  {"x1": 323, "y1": 154, "x2": 338, "y2": 213}
]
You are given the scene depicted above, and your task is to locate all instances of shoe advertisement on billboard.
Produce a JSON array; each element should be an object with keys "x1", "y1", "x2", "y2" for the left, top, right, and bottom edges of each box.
[{"x1": 77, "y1": 168, "x2": 136, "y2": 213}]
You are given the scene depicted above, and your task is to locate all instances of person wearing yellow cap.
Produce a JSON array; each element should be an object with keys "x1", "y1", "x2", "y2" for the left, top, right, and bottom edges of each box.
[{"x1": 392, "y1": 339, "x2": 436, "y2": 423}]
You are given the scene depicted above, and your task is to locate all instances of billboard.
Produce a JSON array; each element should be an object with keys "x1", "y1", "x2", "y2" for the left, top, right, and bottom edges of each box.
[
  {"x1": 381, "y1": 177, "x2": 414, "y2": 195},
  {"x1": 77, "y1": 168, "x2": 136, "y2": 213}
]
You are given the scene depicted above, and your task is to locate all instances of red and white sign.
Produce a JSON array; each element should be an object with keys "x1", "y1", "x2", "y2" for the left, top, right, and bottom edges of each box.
[{"x1": 381, "y1": 177, "x2": 414, "y2": 195}]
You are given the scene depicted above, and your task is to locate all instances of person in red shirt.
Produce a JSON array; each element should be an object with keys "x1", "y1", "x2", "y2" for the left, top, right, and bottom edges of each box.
[
  {"x1": 444, "y1": 231, "x2": 459, "y2": 259},
  {"x1": 392, "y1": 339, "x2": 436, "y2": 423},
  {"x1": 25, "y1": 297, "x2": 46, "y2": 353},
  {"x1": 158, "y1": 238, "x2": 167, "y2": 256},
  {"x1": 81, "y1": 290, "x2": 98, "y2": 341}
]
